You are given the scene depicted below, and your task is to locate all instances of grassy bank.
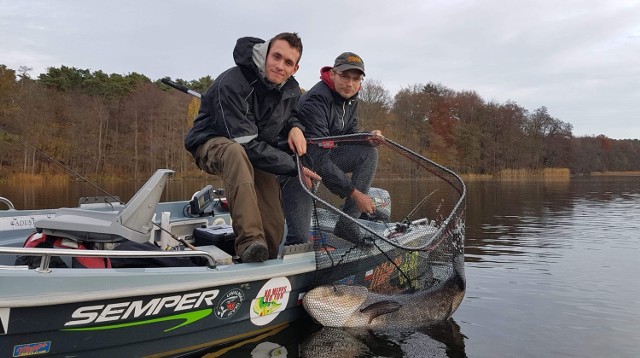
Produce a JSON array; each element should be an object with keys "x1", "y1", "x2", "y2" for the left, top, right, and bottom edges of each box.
[
  {"x1": 0, "y1": 169, "x2": 211, "y2": 183},
  {"x1": 590, "y1": 171, "x2": 640, "y2": 176},
  {"x1": 2, "y1": 172, "x2": 70, "y2": 183},
  {"x1": 462, "y1": 168, "x2": 571, "y2": 181},
  {"x1": 5, "y1": 168, "x2": 640, "y2": 183}
]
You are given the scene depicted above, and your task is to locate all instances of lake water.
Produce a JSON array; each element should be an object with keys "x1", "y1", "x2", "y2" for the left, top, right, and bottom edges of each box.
[
  {"x1": 458, "y1": 177, "x2": 640, "y2": 358},
  {"x1": 1, "y1": 176, "x2": 639, "y2": 357}
]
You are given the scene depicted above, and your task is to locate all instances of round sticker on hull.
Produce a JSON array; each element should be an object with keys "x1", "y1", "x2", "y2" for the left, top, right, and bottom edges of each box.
[
  {"x1": 250, "y1": 277, "x2": 291, "y2": 326},
  {"x1": 215, "y1": 288, "x2": 244, "y2": 319}
]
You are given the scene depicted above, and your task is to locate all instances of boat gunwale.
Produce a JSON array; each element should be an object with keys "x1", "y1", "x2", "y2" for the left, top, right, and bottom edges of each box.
[
  {"x1": 0, "y1": 250, "x2": 316, "y2": 308},
  {"x1": 0, "y1": 246, "x2": 219, "y2": 270}
]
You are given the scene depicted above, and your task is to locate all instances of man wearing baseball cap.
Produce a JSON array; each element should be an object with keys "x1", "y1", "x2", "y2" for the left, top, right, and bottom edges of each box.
[{"x1": 281, "y1": 52, "x2": 383, "y2": 246}]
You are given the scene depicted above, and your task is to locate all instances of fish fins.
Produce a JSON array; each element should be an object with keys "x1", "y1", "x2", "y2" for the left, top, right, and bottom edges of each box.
[{"x1": 360, "y1": 300, "x2": 402, "y2": 323}]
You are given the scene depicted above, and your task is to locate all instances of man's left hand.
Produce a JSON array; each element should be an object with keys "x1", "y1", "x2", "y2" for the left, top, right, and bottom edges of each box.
[
  {"x1": 369, "y1": 130, "x2": 385, "y2": 146},
  {"x1": 288, "y1": 127, "x2": 307, "y2": 155},
  {"x1": 301, "y1": 167, "x2": 321, "y2": 190}
]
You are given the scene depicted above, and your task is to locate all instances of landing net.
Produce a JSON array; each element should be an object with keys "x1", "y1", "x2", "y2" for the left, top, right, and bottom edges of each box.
[{"x1": 289, "y1": 134, "x2": 465, "y2": 294}]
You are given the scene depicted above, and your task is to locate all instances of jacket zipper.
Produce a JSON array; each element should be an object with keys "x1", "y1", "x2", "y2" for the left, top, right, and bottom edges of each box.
[{"x1": 340, "y1": 102, "x2": 346, "y2": 130}]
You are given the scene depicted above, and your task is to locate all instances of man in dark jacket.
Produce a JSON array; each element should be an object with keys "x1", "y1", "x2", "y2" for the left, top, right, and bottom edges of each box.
[
  {"x1": 281, "y1": 52, "x2": 383, "y2": 245},
  {"x1": 185, "y1": 33, "x2": 319, "y2": 262}
]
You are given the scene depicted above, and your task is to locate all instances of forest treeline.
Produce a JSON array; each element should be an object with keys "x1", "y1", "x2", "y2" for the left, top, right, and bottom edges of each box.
[{"x1": 1, "y1": 64, "x2": 639, "y2": 180}]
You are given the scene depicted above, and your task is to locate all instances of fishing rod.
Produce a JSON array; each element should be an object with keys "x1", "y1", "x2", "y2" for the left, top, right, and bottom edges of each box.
[
  {"x1": 1, "y1": 127, "x2": 202, "y2": 250},
  {"x1": 161, "y1": 78, "x2": 201, "y2": 99},
  {"x1": 401, "y1": 188, "x2": 439, "y2": 228}
]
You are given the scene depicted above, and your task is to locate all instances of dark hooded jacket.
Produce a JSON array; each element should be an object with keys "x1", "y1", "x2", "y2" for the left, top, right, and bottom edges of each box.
[
  {"x1": 298, "y1": 66, "x2": 359, "y2": 138},
  {"x1": 184, "y1": 37, "x2": 303, "y2": 176},
  {"x1": 298, "y1": 67, "x2": 361, "y2": 197}
]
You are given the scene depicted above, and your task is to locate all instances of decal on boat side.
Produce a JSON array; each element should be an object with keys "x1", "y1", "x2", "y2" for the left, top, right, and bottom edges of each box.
[
  {"x1": 0, "y1": 214, "x2": 54, "y2": 232},
  {"x1": 0, "y1": 307, "x2": 9, "y2": 334},
  {"x1": 12, "y1": 341, "x2": 51, "y2": 357},
  {"x1": 214, "y1": 288, "x2": 244, "y2": 319},
  {"x1": 63, "y1": 289, "x2": 219, "y2": 331},
  {"x1": 335, "y1": 275, "x2": 355, "y2": 285},
  {"x1": 250, "y1": 277, "x2": 291, "y2": 326}
]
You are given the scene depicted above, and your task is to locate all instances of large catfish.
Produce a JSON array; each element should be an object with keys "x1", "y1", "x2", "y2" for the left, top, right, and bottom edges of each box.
[{"x1": 303, "y1": 254, "x2": 465, "y2": 328}]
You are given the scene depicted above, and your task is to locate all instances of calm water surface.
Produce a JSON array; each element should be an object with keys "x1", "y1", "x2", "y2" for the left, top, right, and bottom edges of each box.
[
  {"x1": 1, "y1": 176, "x2": 639, "y2": 357},
  {"x1": 460, "y1": 177, "x2": 640, "y2": 358}
]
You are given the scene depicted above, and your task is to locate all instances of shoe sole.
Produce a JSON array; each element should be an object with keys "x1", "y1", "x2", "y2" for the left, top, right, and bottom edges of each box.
[{"x1": 242, "y1": 243, "x2": 268, "y2": 263}]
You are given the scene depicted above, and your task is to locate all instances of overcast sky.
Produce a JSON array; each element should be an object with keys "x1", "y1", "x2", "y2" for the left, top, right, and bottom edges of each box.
[{"x1": 1, "y1": 0, "x2": 639, "y2": 139}]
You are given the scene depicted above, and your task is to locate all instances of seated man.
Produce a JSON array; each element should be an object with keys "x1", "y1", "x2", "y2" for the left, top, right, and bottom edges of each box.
[
  {"x1": 185, "y1": 33, "x2": 319, "y2": 263},
  {"x1": 282, "y1": 52, "x2": 383, "y2": 245}
]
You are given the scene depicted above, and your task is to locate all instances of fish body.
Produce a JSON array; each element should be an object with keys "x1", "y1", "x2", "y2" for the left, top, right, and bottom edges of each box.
[{"x1": 303, "y1": 255, "x2": 465, "y2": 328}]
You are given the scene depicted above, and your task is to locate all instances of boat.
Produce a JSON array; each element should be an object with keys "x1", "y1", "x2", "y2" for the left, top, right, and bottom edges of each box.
[{"x1": 0, "y1": 135, "x2": 466, "y2": 357}]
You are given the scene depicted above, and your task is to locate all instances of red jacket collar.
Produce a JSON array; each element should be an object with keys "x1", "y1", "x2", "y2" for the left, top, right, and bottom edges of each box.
[{"x1": 320, "y1": 66, "x2": 336, "y2": 91}]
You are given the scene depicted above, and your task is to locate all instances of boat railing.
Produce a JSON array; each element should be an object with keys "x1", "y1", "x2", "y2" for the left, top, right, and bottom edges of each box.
[
  {"x1": 0, "y1": 246, "x2": 218, "y2": 273},
  {"x1": 0, "y1": 197, "x2": 16, "y2": 210}
]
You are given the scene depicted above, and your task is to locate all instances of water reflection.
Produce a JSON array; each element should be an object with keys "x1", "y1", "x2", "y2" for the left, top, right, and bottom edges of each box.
[
  {"x1": 300, "y1": 326, "x2": 403, "y2": 357},
  {"x1": 0, "y1": 178, "x2": 224, "y2": 210},
  {"x1": 465, "y1": 178, "x2": 640, "y2": 261},
  {"x1": 197, "y1": 318, "x2": 467, "y2": 358},
  {"x1": 378, "y1": 319, "x2": 467, "y2": 358},
  {"x1": 460, "y1": 177, "x2": 640, "y2": 358},
  {"x1": 2, "y1": 176, "x2": 640, "y2": 357}
]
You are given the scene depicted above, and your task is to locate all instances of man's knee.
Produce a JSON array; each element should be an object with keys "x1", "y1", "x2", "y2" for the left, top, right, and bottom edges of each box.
[
  {"x1": 221, "y1": 142, "x2": 254, "y2": 182},
  {"x1": 366, "y1": 146, "x2": 378, "y2": 161},
  {"x1": 357, "y1": 145, "x2": 378, "y2": 165},
  {"x1": 221, "y1": 141, "x2": 248, "y2": 162}
]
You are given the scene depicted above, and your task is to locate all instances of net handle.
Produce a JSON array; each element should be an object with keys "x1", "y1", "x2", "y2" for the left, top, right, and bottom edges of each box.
[{"x1": 295, "y1": 135, "x2": 466, "y2": 251}]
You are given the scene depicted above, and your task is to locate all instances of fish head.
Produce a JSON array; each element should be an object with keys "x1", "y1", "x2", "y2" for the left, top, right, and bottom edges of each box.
[{"x1": 303, "y1": 285, "x2": 369, "y2": 327}]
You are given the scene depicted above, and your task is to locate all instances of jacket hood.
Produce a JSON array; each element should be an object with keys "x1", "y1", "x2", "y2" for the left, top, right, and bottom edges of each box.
[
  {"x1": 233, "y1": 36, "x2": 291, "y2": 90},
  {"x1": 233, "y1": 37, "x2": 264, "y2": 80},
  {"x1": 320, "y1": 66, "x2": 336, "y2": 91}
]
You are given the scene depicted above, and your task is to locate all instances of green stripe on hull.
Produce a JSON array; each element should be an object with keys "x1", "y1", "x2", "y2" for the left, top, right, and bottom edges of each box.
[{"x1": 61, "y1": 308, "x2": 212, "y2": 332}]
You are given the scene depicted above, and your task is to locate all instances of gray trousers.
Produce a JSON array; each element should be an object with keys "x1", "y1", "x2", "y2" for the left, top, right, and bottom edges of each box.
[{"x1": 282, "y1": 144, "x2": 378, "y2": 244}]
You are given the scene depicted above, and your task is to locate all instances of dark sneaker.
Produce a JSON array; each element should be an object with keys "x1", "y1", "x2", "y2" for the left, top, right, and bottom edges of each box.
[{"x1": 240, "y1": 242, "x2": 268, "y2": 263}]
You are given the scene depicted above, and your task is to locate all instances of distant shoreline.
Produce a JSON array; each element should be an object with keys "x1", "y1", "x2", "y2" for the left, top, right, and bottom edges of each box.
[{"x1": 3, "y1": 169, "x2": 640, "y2": 183}]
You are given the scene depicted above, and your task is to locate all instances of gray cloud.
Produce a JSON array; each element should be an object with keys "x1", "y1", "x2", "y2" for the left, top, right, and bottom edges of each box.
[{"x1": 1, "y1": 0, "x2": 638, "y2": 139}]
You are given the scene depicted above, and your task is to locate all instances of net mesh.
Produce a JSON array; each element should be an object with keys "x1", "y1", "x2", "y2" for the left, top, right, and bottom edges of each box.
[{"x1": 292, "y1": 134, "x2": 466, "y2": 297}]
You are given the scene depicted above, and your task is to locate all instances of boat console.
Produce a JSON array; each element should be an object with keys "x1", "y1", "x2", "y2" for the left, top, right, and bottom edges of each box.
[{"x1": 188, "y1": 185, "x2": 224, "y2": 217}]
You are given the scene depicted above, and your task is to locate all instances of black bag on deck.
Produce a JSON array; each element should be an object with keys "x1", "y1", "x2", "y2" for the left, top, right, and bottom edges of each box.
[{"x1": 110, "y1": 241, "x2": 200, "y2": 268}]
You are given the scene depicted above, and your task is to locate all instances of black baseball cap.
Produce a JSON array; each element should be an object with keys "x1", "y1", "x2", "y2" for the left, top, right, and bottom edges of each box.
[{"x1": 333, "y1": 52, "x2": 365, "y2": 75}]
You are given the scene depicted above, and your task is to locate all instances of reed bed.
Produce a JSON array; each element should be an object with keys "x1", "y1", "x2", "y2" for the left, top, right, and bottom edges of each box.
[
  {"x1": 4, "y1": 172, "x2": 70, "y2": 183},
  {"x1": 590, "y1": 171, "x2": 640, "y2": 176},
  {"x1": 463, "y1": 168, "x2": 571, "y2": 181}
]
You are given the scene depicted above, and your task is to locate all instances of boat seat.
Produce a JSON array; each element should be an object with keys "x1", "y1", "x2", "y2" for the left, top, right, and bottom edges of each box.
[{"x1": 35, "y1": 169, "x2": 174, "y2": 243}]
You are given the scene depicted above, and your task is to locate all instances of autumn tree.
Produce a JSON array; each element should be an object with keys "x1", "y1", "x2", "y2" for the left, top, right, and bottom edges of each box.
[
  {"x1": 5, "y1": 63, "x2": 640, "y2": 179},
  {"x1": 357, "y1": 79, "x2": 391, "y2": 130},
  {"x1": 451, "y1": 90, "x2": 486, "y2": 173},
  {"x1": 0, "y1": 65, "x2": 19, "y2": 125},
  {"x1": 392, "y1": 84, "x2": 432, "y2": 152}
]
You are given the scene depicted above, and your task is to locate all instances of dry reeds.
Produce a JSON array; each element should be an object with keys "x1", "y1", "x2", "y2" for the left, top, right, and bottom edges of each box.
[
  {"x1": 5, "y1": 172, "x2": 70, "y2": 183},
  {"x1": 460, "y1": 173, "x2": 493, "y2": 180},
  {"x1": 463, "y1": 168, "x2": 571, "y2": 181},
  {"x1": 499, "y1": 168, "x2": 570, "y2": 180},
  {"x1": 590, "y1": 171, "x2": 640, "y2": 176}
]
